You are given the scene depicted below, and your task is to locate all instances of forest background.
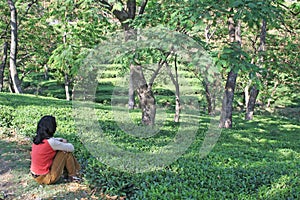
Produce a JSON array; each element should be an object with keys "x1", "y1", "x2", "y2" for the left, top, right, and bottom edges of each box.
[{"x1": 0, "y1": 0, "x2": 299, "y2": 199}]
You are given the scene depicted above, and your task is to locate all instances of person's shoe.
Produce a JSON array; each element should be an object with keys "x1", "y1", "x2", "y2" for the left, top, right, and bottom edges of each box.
[{"x1": 68, "y1": 176, "x2": 82, "y2": 183}]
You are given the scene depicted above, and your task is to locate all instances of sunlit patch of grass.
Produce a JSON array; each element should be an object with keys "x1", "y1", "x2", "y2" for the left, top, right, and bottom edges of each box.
[
  {"x1": 259, "y1": 174, "x2": 300, "y2": 200},
  {"x1": 277, "y1": 148, "x2": 299, "y2": 159},
  {"x1": 279, "y1": 123, "x2": 300, "y2": 131},
  {"x1": 232, "y1": 133, "x2": 253, "y2": 143}
]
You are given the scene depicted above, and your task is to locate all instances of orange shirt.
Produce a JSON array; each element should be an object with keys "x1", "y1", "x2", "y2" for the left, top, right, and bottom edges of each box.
[{"x1": 30, "y1": 139, "x2": 56, "y2": 175}]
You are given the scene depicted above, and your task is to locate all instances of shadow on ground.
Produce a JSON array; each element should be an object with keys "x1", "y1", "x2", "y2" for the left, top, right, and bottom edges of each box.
[{"x1": 0, "y1": 137, "x2": 97, "y2": 200}]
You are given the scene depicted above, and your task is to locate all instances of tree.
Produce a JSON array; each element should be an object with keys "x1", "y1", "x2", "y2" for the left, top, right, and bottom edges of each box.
[
  {"x1": 131, "y1": 64, "x2": 156, "y2": 125},
  {"x1": 47, "y1": 0, "x2": 110, "y2": 100},
  {"x1": 0, "y1": 1, "x2": 9, "y2": 92},
  {"x1": 261, "y1": 0, "x2": 300, "y2": 108},
  {"x1": 97, "y1": 0, "x2": 148, "y2": 109},
  {"x1": 7, "y1": 0, "x2": 22, "y2": 93},
  {"x1": 165, "y1": 55, "x2": 180, "y2": 122},
  {"x1": 245, "y1": 20, "x2": 266, "y2": 120},
  {"x1": 219, "y1": 10, "x2": 241, "y2": 128},
  {"x1": 0, "y1": 42, "x2": 8, "y2": 91},
  {"x1": 98, "y1": 0, "x2": 160, "y2": 125},
  {"x1": 1, "y1": 0, "x2": 46, "y2": 93}
]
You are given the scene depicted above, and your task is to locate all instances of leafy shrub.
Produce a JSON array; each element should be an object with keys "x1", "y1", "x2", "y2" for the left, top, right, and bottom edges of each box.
[
  {"x1": 1, "y1": 92, "x2": 300, "y2": 199},
  {"x1": 0, "y1": 105, "x2": 15, "y2": 128}
]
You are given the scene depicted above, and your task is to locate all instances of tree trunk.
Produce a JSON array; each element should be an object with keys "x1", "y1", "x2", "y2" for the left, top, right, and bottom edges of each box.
[
  {"x1": 125, "y1": 26, "x2": 138, "y2": 109},
  {"x1": 7, "y1": 0, "x2": 22, "y2": 93},
  {"x1": 244, "y1": 84, "x2": 249, "y2": 110},
  {"x1": 138, "y1": 88, "x2": 156, "y2": 125},
  {"x1": 64, "y1": 73, "x2": 70, "y2": 101},
  {"x1": 174, "y1": 79, "x2": 180, "y2": 122},
  {"x1": 127, "y1": 28, "x2": 137, "y2": 109},
  {"x1": 44, "y1": 65, "x2": 49, "y2": 80},
  {"x1": 245, "y1": 86, "x2": 259, "y2": 120},
  {"x1": 109, "y1": 0, "x2": 148, "y2": 110},
  {"x1": 203, "y1": 24, "x2": 217, "y2": 115},
  {"x1": 0, "y1": 42, "x2": 8, "y2": 92},
  {"x1": 128, "y1": 65, "x2": 135, "y2": 109},
  {"x1": 267, "y1": 80, "x2": 278, "y2": 108},
  {"x1": 245, "y1": 20, "x2": 267, "y2": 120},
  {"x1": 110, "y1": 0, "x2": 137, "y2": 109},
  {"x1": 165, "y1": 56, "x2": 180, "y2": 122},
  {"x1": 103, "y1": 0, "x2": 153, "y2": 121},
  {"x1": 131, "y1": 65, "x2": 156, "y2": 125},
  {"x1": 219, "y1": 70, "x2": 238, "y2": 128},
  {"x1": 219, "y1": 15, "x2": 240, "y2": 128},
  {"x1": 203, "y1": 80, "x2": 215, "y2": 115}
]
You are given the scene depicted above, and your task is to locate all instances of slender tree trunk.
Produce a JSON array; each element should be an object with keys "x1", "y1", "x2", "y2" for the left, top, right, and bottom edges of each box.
[
  {"x1": 44, "y1": 65, "x2": 49, "y2": 80},
  {"x1": 219, "y1": 16, "x2": 241, "y2": 128},
  {"x1": 173, "y1": 63, "x2": 180, "y2": 122},
  {"x1": 62, "y1": 31, "x2": 71, "y2": 100},
  {"x1": 245, "y1": 20, "x2": 267, "y2": 120},
  {"x1": 7, "y1": 0, "x2": 22, "y2": 93},
  {"x1": 203, "y1": 80, "x2": 214, "y2": 115},
  {"x1": 267, "y1": 80, "x2": 278, "y2": 108},
  {"x1": 245, "y1": 86, "x2": 259, "y2": 120},
  {"x1": 203, "y1": 24, "x2": 217, "y2": 115},
  {"x1": 64, "y1": 73, "x2": 70, "y2": 101},
  {"x1": 165, "y1": 56, "x2": 180, "y2": 122},
  {"x1": 110, "y1": 0, "x2": 137, "y2": 109},
  {"x1": 128, "y1": 64, "x2": 135, "y2": 109},
  {"x1": 0, "y1": 42, "x2": 8, "y2": 92},
  {"x1": 110, "y1": 0, "x2": 147, "y2": 110},
  {"x1": 244, "y1": 84, "x2": 249, "y2": 110},
  {"x1": 102, "y1": 0, "x2": 154, "y2": 122},
  {"x1": 174, "y1": 86, "x2": 180, "y2": 122},
  {"x1": 131, "y1": 65, "x2": 156, "y2": 125},
  {"x1": 127, "y1": 28, "x2": 137, "y2": 109},
  {"x1": 125, "y1": 27, "x2": 138, "y2": 109}
]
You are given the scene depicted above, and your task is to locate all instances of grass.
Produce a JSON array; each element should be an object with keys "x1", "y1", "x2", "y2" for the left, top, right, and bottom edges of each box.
[
  {"x1": 0, "y1": 92, "x2": 299, "y2": 199},
  {"x1": 1, "y1": 62, "x2": 299, "y2": 199}
]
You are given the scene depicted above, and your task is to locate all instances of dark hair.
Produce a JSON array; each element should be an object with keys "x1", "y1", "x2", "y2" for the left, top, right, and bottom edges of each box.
[{"x1": 33, "y1": 115, "x2": 57, "y2": 145}]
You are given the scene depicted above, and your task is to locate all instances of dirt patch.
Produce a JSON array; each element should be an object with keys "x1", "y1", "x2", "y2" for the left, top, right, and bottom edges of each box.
[{"x1": 0, "y1": 132, "x2": 100, "y2": 200}]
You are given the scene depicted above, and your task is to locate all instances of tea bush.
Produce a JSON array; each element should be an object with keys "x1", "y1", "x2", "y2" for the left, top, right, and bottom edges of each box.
[{"x1": 0, "y1": 92, "x2": 299, "y2": 199}]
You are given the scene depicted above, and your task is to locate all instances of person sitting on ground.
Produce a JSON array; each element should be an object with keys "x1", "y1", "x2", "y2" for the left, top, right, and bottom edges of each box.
[{"x1": 30, "y1": 115, "x2": 81, "y2": 184}]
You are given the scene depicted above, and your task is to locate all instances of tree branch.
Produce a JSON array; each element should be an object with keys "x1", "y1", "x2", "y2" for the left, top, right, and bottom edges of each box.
[
  {"x1": 139, "y1": 0, "x2": 148, "y2": 15},
  {"x1": 127, "y1": 0, "x2": 136, "y2": 19},
  {"x1": 96, "y1": 0, "x2": 113, "y2": 11},
  {"x1": 278, "y1": 2, "x2": 300, "y2": 16},
  {"x1": 148, "y1": 52, "x2": 171, "y2": 90},
  {"x1": 164, "y1": 53, "x2": 178, "y2": 86},
  {"x1": 165, "y1": 61, "x2": 176, "y2": 86},
  {"x1": 18, "y1": 0, "x2": 38, "y2": 27}
]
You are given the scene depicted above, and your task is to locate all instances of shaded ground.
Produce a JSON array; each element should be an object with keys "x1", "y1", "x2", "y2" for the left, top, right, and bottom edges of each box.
[{"x1": 0, "y1": 131, "x2": 99, "y2": 200}]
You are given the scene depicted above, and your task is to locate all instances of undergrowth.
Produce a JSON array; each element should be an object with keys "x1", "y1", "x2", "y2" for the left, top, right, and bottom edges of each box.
[{"x1": 0, "y1": 92, "x2": 299, "y2": 199}]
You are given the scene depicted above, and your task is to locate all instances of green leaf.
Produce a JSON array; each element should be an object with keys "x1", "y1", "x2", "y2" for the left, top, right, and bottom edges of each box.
[
  {"x1": 112, "y1": 2, "x2": 123, "y2": 12},
  {"x1": 247, "y1": 3, "x2": 256, "y2": 9},
  {"x1": 232, "y1": 0, "x2": 243, "y2": 8}
]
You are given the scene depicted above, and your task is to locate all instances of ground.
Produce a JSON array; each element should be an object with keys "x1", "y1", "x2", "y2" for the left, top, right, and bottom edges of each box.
[{"x1": 0, "y1": 131, "x2": 103, "y2": 200}]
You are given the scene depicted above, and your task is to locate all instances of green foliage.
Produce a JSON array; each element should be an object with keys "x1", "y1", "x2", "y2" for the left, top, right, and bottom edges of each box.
[
  {"x1": 1, "y1": 93, "x2": 299, "y2": 199},
  {"x1": 0, "y1": 105, "x2": 15, "y2": 128},
  {"x1": 0, "y1": 93, "x2": 74, "y2": 137},
  {"x1": 1, "y1": 0, "x2": 300, "y2": 196}
]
